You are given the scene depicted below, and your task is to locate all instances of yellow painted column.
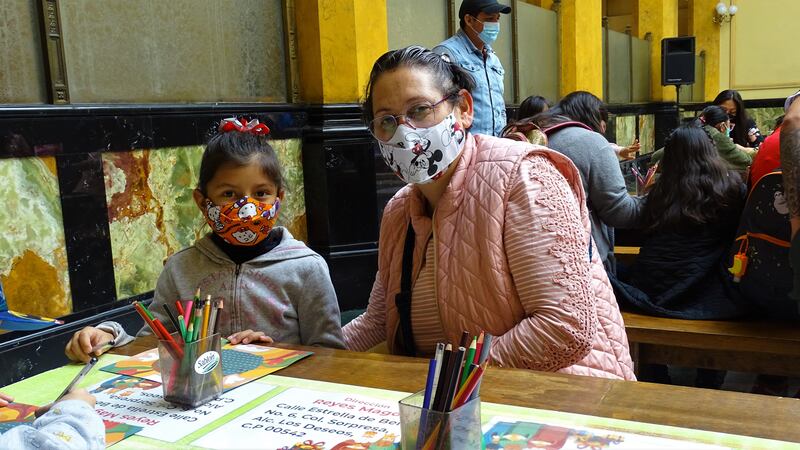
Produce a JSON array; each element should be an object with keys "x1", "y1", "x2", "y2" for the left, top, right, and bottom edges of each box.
[
  {"x1": 522, "y1": 0, "x2": 555, "y2": 10},
  {"x1": 688, "y1": 0, "x2": 720, "y2": 101},
  {"x1": 634, "y1": 0, "x2": 678, "y2": 101},
  {"x1": 557, "y1": 0, "x2": 604, "y2": 98},
  {"x1": 294, "y1": 0, "x2": 388, "y2": 103}
]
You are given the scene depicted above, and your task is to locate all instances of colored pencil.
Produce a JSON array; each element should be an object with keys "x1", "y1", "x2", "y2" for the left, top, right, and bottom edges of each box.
[
  {"x1": 458, "y1": 331, "x2": 470, "y2": 349},
  {"x1": 186, "y1": 322, "x2": 195, "y2": 343},
  {"x1": 177, "y1": 315, "x2": 187, "y2": 341},
  {"x1": 452, "y1": 364, "x2": 483, "y2": 409},
  {"x1": 154, "y1": 319, "x2": 183, "y2": 358},
  {"x1": 208, "y1": 300, "x2": 220, "y2": 338},
  {"x1": 175, "y1": 300, "x2": 184, "y2": 317},
  {"x1": 138, "y1": 301, "x2": 156, "y2": 321},
  {"x1": 212, "y1": 300, "x2": 224, "y2": 335},
  {"x1": 201, "y1": 295, "x2": 211, "y2": 340},
  {"x1": 440, "y1": 346, "x2": 465, "y2": 412},
  {"x1": 133, "y1": 302, "x2": 163, "y2": 339},
  {"x1": 162, "y1": 304, "x2": 181, "y2": 333},
  {"x1": 431, "y1": 344, "x2": 452, "y2": 411},
  {"x1": 429, "y1": 343, "x2": 445, "y2": 401},
  {"x1": 474, "y1": 331, "x2": 484, "y2": 362},
  {"x1": 192, "y1": 307, "x2": 203, "y2": 342},
  {"x1": 422, "y1": 359, "x2": 437, "y2": 409},
  {"x1": 183, "y1": 300, "x2": 194, "y2": 328},
  {"x1": 460, "y1": 338, "x2": 477, "y2": 388}
]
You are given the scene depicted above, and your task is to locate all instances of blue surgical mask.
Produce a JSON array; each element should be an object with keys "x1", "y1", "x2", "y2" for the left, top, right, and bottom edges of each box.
[
  {"x1": 726, "y1": 127, "x2": 732, "y2": 138},
  {"x1": 471, "y1": 17, "x2": 500, "y2": 44}
]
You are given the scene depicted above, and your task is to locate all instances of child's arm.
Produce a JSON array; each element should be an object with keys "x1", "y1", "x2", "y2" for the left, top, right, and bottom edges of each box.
[
  {"x1": 66, "y1": 265, "x2": 180, "y2": 362},
  {"x1": 0, "y1": 390, "x2": 105, "y2": 450},
  {"x1": 296, "y1": 255, "x2": 346, "y2": 349}
]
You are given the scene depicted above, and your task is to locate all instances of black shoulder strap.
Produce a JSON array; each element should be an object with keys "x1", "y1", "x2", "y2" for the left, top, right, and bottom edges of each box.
[
  {"x1": 542, "y1": 121, "x2": 594, "y2": 136},
  {"x1": 394, "y1": 223, "x2": 417, "y2": 356}
]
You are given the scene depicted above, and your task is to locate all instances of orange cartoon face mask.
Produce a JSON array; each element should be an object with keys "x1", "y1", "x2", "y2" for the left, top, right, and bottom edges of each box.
[{"x1": 202, "y1": 196, "x2": 280, "y2": 246}]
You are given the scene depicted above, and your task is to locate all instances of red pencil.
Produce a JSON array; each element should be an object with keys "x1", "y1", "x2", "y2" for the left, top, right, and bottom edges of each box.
[
  {"x1": 133, "y1": 302, "x2": 163, "y2": 339},
  {"x1": 452, "y1": 365, "x2": 484, "y2": 409},
  {"x1": 475, "y1": 331, "x2": 485, "y2": 362},
  {"x1": 175, "y1": 300, "x2": 184, "y2": 317},
  {"x1": 154, "y1": 318, "x2": 183, "y2": 358}
]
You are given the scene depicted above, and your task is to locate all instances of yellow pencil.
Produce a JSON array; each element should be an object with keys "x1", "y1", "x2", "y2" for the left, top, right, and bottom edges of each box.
[{"x1": 201, "y1": 295, "x2": 211, "y2": 340}]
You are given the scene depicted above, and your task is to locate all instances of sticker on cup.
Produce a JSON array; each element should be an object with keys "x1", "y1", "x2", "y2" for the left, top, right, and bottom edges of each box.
[{"x1": 194, "y1": 351, "x2": 221, "y2": 374}]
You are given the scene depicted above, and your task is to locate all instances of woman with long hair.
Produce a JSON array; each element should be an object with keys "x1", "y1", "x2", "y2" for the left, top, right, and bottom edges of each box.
[
  {"x1": 611, "y1": 122, "x2": 748, "y2": 319},
  {"x1": 714, "y1": 89, "x2": 763, "y2": 148}
]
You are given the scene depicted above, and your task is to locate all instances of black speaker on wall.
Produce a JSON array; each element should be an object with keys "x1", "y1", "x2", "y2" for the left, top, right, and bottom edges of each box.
[{"x1": 661, "y1": 36, "x2": 695, "y2": 86}]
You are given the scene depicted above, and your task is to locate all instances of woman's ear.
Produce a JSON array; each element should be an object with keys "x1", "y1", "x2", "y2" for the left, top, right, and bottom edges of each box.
[
  {"x1": 278, "y1": 189, "x2": 286, "y2": 202},
  {"x1": 456, "y1": 90, "x2": 475, "y2": 130},
  {"x1": 193, "y1": 188, "x2": 206, "y2": 211}
]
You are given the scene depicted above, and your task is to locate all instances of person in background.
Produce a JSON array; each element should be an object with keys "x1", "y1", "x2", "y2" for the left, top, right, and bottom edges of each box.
[
  {"x1": 527, "y1": 91, "x2": 644, "y2": 275},
  {"x1": 652, "y1": 106, "x2": 755, "y2": 171},
  {"x1": 780, "y1": 90, "x2": 800, "y2": 301},
  {"x1": 610, "y1": 122, "x2": 747, "y2": 320},
  {"x1": 749, "y1": 115, "x2": 784, "y2": 186},
  {"x1": 516, "y1": 95, "x2": 551, "y2": 121},
  {"x1": 714, "y1": 89, "x2": 764, "y2": 148},
  {"x1": 433, "y1": 0, "x2": 511, "y2": 137},
  {"x1": 0, "y1": 389, "x2": 105, "y2": 449},
  {"x1": 345, "y1": 46, "x2": 634, "y2": 380}
]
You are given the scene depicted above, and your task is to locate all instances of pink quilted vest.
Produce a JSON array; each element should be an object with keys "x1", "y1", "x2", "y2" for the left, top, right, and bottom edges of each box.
[{"x1": 378, "y1": 134, "x2": 635, "y2": 380}]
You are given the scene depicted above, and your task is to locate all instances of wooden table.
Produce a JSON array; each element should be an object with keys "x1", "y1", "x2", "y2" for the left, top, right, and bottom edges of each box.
[
  {"x1": 113, "y1": 336, "x2": 800, "y2": 443},
  {"x1": 624, "y1": 311, "x2": 800, "y2": 377}
]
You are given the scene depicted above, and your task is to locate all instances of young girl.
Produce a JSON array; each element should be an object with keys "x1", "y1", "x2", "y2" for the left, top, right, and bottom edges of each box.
[{"x1": 65, "y1": 118, "x2": 344, "y2": 362}]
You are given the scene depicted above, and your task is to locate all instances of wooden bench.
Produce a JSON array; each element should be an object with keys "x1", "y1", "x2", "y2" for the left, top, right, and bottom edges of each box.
[{"x1": 623, "y1": 311, "x2": 800, "y2": 377}]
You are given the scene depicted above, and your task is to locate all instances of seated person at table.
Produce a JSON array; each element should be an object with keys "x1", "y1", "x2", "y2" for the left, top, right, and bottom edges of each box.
[
  {"x1": 610, "y1": 123, "x2": 748, "y2": 319},
  {"x1": 714, "y1": 89, "x2": 764, "y2": 148},
  {"x1": 0, "y1": 390, "x2": 105, "y2": 450},
  {"x1": 344, "y1": 46, "x2": 635, "y2": 380},
  {"x1": 653, "y1": 106, "x2": 755, "y2": 172},
  {"x1": 65, "y1": 119, "x2": 345, "y2": 362}
]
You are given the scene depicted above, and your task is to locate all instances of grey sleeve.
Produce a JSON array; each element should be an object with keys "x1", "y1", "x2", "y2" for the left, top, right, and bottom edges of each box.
[
  {"x1": 0, "y1": 400, "x2": 105, "y2": 450},
  {"x1": 295, "y1": 256, "x2": 346, "y2": 349},
  {"x1": 588, "y1": 141, "x2": 645, "y2": 229},
  {"x1": 97, "y1": 265, "x2": 181, "y2": 347}
]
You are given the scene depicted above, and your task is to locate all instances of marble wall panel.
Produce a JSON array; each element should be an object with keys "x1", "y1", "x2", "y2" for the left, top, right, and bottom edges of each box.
[
  {"x1": 104, "y1": 139, "x2": 305, "y2": 299},
  {"x1": 0, "y1": 157, "x2": 71, "y2": 318},
  {"x1": 749, "y1": 107, "x2": 784, "y2": 136},
  {"x1": 639, "y1": 114, "x2": 655, "y2": 154}
]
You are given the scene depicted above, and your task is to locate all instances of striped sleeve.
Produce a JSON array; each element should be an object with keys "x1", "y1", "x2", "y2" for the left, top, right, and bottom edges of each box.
[
  {"x1": 489, "y1": 155, "x2": 596, "y2": 371},
  {"x1": 343, "y1": 272, "x2": 388, "y2": 351}
]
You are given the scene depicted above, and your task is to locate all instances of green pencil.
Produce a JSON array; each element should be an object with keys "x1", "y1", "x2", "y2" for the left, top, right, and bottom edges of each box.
[
  {"x1": 177, "y1": 315, "x2": 188, "y2": 342},
  {"x1": 186, "y1": 322, "x2": 195, "y2": 343},
  {"x1": 192, "y1": 309, "x2": 203, "y2": 342},
  {"x1": 460, "y1": 337, "x2": 477, "y2": 388},
  {"x1": 137, "y1": 301, "x2": 155, "y2": 321}
]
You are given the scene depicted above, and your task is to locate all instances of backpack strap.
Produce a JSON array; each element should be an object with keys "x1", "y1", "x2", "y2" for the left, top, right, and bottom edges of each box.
[
  {"x1": 542, "y1": 121, "x2": 594, "y2": 135},
  {"x1": 394, "y1": 222, "x2": 417, "y2": 356}
]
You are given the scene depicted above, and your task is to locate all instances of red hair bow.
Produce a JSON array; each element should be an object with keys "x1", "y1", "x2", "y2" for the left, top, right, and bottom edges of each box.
[{"x1": 218, "y1": 117, "x2": 270, "y2": 135}]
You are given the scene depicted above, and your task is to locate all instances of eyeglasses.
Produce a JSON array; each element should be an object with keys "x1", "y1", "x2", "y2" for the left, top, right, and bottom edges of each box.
[{"x1": 369, "y1": 94, "x2": 457, "y2": 142}]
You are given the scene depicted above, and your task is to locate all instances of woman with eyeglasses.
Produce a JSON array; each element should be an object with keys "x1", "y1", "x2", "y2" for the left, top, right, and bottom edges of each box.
[
  {"x1": 713, "y1": 89, "x2": 764, "y2": 148},
  {"x1": 343, "y1": 46, "x2": 635, "y2": 380}
]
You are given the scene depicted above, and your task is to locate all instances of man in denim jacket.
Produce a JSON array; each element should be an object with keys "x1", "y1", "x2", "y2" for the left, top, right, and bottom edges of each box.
[{"x1": 433, "y1": 0, "x2": 510, "y2": 137}]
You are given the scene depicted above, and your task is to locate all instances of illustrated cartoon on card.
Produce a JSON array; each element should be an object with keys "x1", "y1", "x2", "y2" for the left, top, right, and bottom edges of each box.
[{"x1": 90, "y1": 376, "x2": 161, "y2": 396}]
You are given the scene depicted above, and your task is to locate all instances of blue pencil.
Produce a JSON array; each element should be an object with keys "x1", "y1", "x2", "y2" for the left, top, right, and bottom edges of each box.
[{"x1": 422, "y1": 358, "x2": 437, "y2": 409}]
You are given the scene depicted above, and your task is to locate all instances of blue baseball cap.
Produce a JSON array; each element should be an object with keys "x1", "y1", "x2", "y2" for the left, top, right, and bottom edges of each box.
[{"x1": 459, "y1": 0, "x2": 512, "y2": 20}]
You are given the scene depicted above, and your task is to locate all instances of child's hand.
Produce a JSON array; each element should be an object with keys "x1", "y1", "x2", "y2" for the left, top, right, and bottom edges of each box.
[
  {"x1": 65, "y1": 327, "x2": 114, "y2": 362},
  {"x1": 34, "y1": 389, "x2": 95, "y2": 417},
  {"x1": 0, "y1": 392, "x2": 13, "y2": 407},
  {"x1": 227, "y1": 330, "x2": 274, "y2": 345}
]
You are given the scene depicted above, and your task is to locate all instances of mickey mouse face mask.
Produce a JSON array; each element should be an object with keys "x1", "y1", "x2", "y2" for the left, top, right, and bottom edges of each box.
[{"x1": 378, "y1": 112, "x2": 466, "y2": 185}]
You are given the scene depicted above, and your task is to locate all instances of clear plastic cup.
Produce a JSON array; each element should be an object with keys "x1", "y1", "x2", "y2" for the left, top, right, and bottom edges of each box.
[{"x1": 157, "y1": 332, "x2": 222, "y2": 408}]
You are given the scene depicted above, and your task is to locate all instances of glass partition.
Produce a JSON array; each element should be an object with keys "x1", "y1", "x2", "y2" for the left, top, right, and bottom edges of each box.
[
  {"x1": 515, "y1": 1, "x2": 558, "y2": 104},
  {"x1": 603, "y1": 26, "x2": 651, "y2": 103},
  {"x1": 387, "y1": 0, "x2": 449, "y2": 50}
]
